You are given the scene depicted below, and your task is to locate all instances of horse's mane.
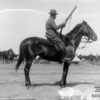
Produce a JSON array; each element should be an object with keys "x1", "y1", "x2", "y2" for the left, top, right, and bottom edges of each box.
[{"x1": 66, "y1": 22, "x2": 83, "y2": 38}]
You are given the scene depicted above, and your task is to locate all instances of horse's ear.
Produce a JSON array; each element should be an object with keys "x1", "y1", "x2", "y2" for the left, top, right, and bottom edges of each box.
[
  {"x1": 83, "y1": 20, "x2": 87, "y2": 24},
  {"x1": 83, "y1": 20, "x2": 85, "y2": 23}
]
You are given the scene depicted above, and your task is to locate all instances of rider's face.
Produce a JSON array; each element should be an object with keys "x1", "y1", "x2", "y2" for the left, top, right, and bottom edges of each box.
[
  {"x1": 54, "y1": 14, "x2": 57, "y2": 19},
  {"x1": 52, "y1": 14, "x2": 57, "y2": 19}
]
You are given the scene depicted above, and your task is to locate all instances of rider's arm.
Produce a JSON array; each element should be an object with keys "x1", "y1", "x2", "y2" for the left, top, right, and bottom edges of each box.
[
  {"x1": 58, "y1": 20, "x2": 67, "y2": 29},
  {"x1": 50, "y1": 19, "x2": 66, "y2": 30}
]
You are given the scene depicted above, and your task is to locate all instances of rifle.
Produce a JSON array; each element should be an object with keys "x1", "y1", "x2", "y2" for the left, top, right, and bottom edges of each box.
[
  {"x1": 60, "y1": 6, "x2": 77, "y2": 34},
  {"x1": 65, "y1": 5, "x2": 77, "y2": 22}
]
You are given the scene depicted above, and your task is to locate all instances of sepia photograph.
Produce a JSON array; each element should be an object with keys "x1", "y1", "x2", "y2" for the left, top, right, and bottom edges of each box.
[{"x1": 0, "y1": 0, "x2": 100, "y2": 100}]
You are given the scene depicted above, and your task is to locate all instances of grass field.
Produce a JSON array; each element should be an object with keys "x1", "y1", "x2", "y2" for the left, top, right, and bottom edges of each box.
[{"x1": 0, "y1": 61, "x2": 100, "y2": 100}]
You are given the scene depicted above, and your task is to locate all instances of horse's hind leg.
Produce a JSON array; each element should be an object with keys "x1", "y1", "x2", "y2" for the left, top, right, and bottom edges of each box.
[{"x1": 24, "y1": 59, "x2": 33, "y2": 87}]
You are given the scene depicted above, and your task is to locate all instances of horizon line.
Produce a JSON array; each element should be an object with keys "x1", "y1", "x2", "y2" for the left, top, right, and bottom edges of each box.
[{"x1": 0, "y1": 8, "x2": 100, "y2": 18}]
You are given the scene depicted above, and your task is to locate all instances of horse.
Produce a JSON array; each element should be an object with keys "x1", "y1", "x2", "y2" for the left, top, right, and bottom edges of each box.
[
  {"x1": 16, "y1": 21, "x2": 97, "y2": 87},
  {"x1": 0, "y1": 50, "x2": 10, "y2": 63},
  {"x1": 0, "y1": 49, "x2": 18, "y2": 63},
  {"x1": 7, "y1": 49, "x2": 18, "y2": 63}
]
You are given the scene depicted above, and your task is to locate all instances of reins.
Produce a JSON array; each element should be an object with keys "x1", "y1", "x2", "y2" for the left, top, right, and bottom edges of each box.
[{"x1": 66, "y1": 15, "x2": 72, "y2": 33}]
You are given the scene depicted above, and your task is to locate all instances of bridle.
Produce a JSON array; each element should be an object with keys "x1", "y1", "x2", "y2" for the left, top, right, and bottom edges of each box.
[
  {"x1": 81, "y1": 24, "x2": 93, "y2": 43},
  {"x1": 60, "y1": 22, "x2": 93, "y2": 49}
]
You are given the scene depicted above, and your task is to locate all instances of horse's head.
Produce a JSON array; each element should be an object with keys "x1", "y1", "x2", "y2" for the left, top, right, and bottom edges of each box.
[
  {"x1": 82, "y1": 20, "x2": 97, "y2": 42},
  {"x1": 64, "y1": 20, "x2": 97, "y2": 50}
]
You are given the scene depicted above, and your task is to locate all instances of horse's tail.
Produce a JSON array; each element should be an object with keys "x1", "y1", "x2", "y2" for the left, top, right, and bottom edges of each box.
[{"x1": 16, "y1": 43, "x2": 24, "y2": 71}]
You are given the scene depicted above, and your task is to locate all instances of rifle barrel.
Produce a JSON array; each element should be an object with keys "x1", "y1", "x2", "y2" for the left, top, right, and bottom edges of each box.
[{"x1": 66, "y1": 6, "x2": 77, "y2": 21}]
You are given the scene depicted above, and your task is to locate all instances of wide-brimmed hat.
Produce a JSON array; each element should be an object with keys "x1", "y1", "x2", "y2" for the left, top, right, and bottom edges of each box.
[{"x1": 49, "y1": 9, "x2": 58, "y2": 15}]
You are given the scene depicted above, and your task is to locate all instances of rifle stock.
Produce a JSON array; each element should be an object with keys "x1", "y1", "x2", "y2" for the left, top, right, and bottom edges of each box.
[{"x1": 66, "y1": 6, "x2": 77, "y2": 21}]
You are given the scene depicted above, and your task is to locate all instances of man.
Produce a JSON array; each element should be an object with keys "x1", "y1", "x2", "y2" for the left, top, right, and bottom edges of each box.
[{"x1": 45, "y1": 9, "x2": 68, "y2": 61}]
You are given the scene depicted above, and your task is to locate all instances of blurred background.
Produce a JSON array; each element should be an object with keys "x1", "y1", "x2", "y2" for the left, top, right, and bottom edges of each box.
[{"x1": 0, "y1": 0, "x2": 99, "y2": 55}]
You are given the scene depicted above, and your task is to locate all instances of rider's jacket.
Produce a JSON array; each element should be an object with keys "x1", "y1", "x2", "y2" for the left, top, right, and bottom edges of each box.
[{"x1": 45, "y1": 16, "x2": 65, "y2": 38}]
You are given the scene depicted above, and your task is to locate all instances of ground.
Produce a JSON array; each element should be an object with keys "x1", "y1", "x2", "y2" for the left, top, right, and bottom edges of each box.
[{"x1": 0, "y1": 61, "x2": 100, "y2": 100}]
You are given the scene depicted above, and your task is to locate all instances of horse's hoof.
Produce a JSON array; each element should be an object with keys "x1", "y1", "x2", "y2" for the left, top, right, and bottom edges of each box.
[
  {"x1": 26, "y1": 85, "x2": 32, "y2": 89},
  {"x1": 60, "y1": 82, "x2": 66, "y2": 88},
  {"x1": 54, "y1": 80, "x2": 61, "y2": 85},
  {"x1": 60, "y1": 84, "x2": 65, "y2": 88},
  {"x1": 25, "y1": 83, "x2": 32, "y2": 88}
]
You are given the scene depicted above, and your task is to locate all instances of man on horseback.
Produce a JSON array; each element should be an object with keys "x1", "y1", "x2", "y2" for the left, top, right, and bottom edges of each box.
[{"x1": 45, "y1": 9, "x2": 68, "y2": 61}]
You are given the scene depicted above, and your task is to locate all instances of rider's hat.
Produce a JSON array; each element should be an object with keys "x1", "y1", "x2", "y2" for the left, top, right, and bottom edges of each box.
[{"x1": 49, "y1": 9, "x2": 58, "y2": 15}]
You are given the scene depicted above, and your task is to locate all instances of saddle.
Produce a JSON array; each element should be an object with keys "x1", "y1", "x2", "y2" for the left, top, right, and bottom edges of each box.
[{"x1": 38, "y1": 38, "x2": 59, "y2": 50}]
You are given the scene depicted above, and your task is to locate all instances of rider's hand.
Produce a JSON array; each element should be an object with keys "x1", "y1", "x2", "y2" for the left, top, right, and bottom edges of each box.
[{"x1": 61, "y1": 20, "x2": 67, "y2": 27}]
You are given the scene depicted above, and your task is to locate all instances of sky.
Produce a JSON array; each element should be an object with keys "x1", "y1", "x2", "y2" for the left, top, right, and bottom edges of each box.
[{"x1": 0, "y1": 0, "x2": 100, "y2": 55}]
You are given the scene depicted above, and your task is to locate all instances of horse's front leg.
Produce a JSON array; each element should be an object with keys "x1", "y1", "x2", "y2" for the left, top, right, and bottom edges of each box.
[
  {"x1": 24, "y1": 60, "x2": 33, "y2": 88},
  {"x1": 60, "y1": 62, "x2": 70, "y2": 87}
]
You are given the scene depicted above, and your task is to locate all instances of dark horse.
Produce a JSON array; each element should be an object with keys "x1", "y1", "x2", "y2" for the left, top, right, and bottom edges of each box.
[
  {"x1": 0, "y1": 49, "x2": 16, "y2": 63},
  {"x1": 16, "y1": 21, "x2": 97, "y2": 87}
]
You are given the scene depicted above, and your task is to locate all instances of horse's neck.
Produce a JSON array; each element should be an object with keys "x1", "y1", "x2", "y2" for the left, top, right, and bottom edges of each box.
[{"x1": 73, "y1": 32, "x2": 83, "y2": 51}]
